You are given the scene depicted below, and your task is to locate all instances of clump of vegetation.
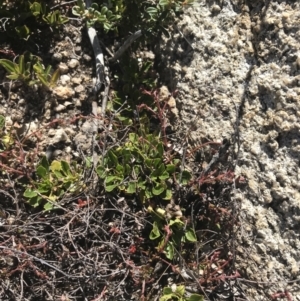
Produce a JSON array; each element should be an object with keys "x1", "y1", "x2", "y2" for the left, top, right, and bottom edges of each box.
[
  {"x1": 0, "y1": 52, "x2": 60, "y2": 88},
  {"x1": 0, "y1": 1, "x2": 240, "y2": 301},
  {"x1": 160, "y1": 284, "x2": 203, "y2": 301},
  {"x1": 23, "y1": 157, "x2": 85, "y2": 211}
]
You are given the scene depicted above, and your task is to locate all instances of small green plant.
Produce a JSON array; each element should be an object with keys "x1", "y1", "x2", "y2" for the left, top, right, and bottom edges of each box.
[
  {"x1": 0, "y1": 115, "x2": 13, "y2": 150},
  {"x1": 97, "y1": 130, "x2": 175, "y2": 201},
  {"x1": 30, "y1": 2, "x2": 68, "y2": 27},
  {"x1": 160, "y1": 284, "x2": 203, "y2": 301},
  {"x1": 23, "y1": 157, "x2": 84, "y2": 211},
  {"x1": 0, "y1": 52, "x2": 60, "y2": 88},
  {"x1": 96, "y1": 111, "x2": 191, "y2": 202},
  {"x1": 148, "y1": 207, "x2": 197, "y2": 259},
  {"x1": 72, "y1": 0, "x2": 121, "y2": 30}
]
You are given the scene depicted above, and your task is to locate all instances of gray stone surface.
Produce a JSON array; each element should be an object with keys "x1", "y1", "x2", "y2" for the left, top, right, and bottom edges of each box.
[{"x1": 158, "y1": 0, "x2": 300, "y2": 299}]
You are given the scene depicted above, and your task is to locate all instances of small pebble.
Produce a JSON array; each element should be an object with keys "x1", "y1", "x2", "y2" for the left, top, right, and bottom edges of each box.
[
  {"x1": 68, "y1": 59, "x2": 79, "y2": 69},
  {"x1": 58, "y1": 63, "x2": 69, "y2": 74},
  {"x1": 52, "y1": 53, "x2": 63, "y2": 62}
]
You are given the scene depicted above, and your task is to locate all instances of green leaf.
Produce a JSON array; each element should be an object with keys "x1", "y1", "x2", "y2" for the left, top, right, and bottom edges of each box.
[
  {"x1": 159, "y1": 170, "x2": 169, "y2": 180},
  {"x1": 61, "y1": 161, "x2": 71, "y2": 176},
  {"x1": 0, "y1": 115, "x2": 5, "y2": 130},
  {"x1": 169, "y1": 218, "x2": 184, "y2": 227},
  {"x1": 36, "y1": 166, "x2": 47, "y2": 178},
  {"x1": 15, "y1": 25, "x2": 31, "y2": 40},
  {"x1": 39, "y1": 156, "x2": 49, "y2": 171},
  {"x1": 163, "y1": 287, "x2": 173, "y2": 295},
  {"x1": 162, "y1": 189, "x2": 172, "y2": 200},
  {"x1": 180, "y1": 170, "x2": 192, "y2": 185},
  {"x1": 50, "y1": 68, "x2": 60, "y2": 86},
  {"x1": 146, "y1": 7, "x2": 158, "y2": 17},
  {"x1": 36, "y1": 73, "x2": 48, "y2": 87},
  {"x1": 145, "y1": 188, "x2": 153, "y2": 199},
  {"x1": 0, "y1": 59, "x2": 18, "y2": 73},
  {"x1": 126, "y1": 181, "x2": 136, "y2": 194},
  {"x1": 30, "y1": 2, "x2": 42, "y2": 16},
  {"x1": 129, "y1": 133, "x2": 139, "y2": 144},
  {"x1": 18, "y1": 55, "x2": 25, "y2": 75},
  {"x1": 43, "y1": 202, "x2": 54, "y2": 211},
  {"x1": 137, "y1": 179, "x2": 146, "y2": 190},
  {"x1": 176, "y1": 285, "x2": 185, "y2": 296},
  {"x1": 101, "y1": 6, "x2": 108, "y2": 14},
  {"x1": 108, "y1": 150, "x2": 118, "y2": 165},
  {"x1": 166, "y1": 164, "x2": 176, "y2": 174},
  {"x1": 150, "y1": 221, "x2": 161, "y2": 240},
  {"x1": 96, "y1": 166, "x2": 106, "y2": 179},
  {"x1": 187, "y1": 294, "x2": 204, "y2": 301},
  {"x1": 27, "y1": 195, "x2": 42, "y2": 207},
  {"x1": 105, "y1": 175, "x2": 117, "y2": 184},
  {"x1": 23, "y1": 189, "x2": 38, "y2": 198},
  {"x1": 159, "y1": 295, "x2": 174, "y2": 301},
  {"x1": 105, "y1": 183, "x2": 118, "y2": 192},
  {"x1": 185, "y1": 228, "x2": 197, "y2": 242},
  {"x1": 165, "y1": 242, "x2": 174, "y2": 260},
  {"x1": 50, "y1": 160, "x2": 62, "y2": 172},
  {"x1": 152, "y1": 183, "x2": 165, "y2": 196},
  {"x1": 157, "y1": 142, "x2": 164, "y2": 157},
  {"x1": 72, "y1": 6, "x2": 82, "y2": 17},
  {"x1": 159, "y1": 0, "x2": 169, "y2": 6},
  {"x1": 6, "y1": 74, "x2": 20, "y2": 80}
]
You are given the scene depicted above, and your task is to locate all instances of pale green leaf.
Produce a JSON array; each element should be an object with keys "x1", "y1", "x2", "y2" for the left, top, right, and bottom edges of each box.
[{"x1": 150, "y1": 221, "x2": 161, "y2": 240}]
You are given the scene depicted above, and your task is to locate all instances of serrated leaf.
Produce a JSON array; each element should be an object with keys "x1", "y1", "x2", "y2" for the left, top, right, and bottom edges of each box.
[
  {"x1": 150, "y1": 221, "x2": 161, "y2": 240},
  {"x1": 162, "y1": 287, "x2": 173, "y2": 295},
  {"x1": 50, "y1": 160, "x2": 62, "y2": 172}
]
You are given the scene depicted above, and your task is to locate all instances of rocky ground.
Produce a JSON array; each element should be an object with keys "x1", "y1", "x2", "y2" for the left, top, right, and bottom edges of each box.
[
  {"x1": 166, "y1": 0, "x2": 300, "y2": 300},
  {"x1": 0, "y1": 0, "x2": 299, "y2": 300}
]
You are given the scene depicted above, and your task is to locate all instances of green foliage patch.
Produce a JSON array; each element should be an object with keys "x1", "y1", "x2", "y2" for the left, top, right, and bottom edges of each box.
[
  {"x1": 96, "y1": 125, "x2": 188, "y2": 202},
  {"x1": 23, "y1": 157, "x2": 85, "y2": 211},
  {"x1": 0, "y1": 52, "x2": 60, "y2": 88}
]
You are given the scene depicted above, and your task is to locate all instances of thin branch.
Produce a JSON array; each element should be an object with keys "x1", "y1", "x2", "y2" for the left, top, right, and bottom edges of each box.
[{"x1": 110, "y1": 30, "x2": 143, "y2": 62}]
